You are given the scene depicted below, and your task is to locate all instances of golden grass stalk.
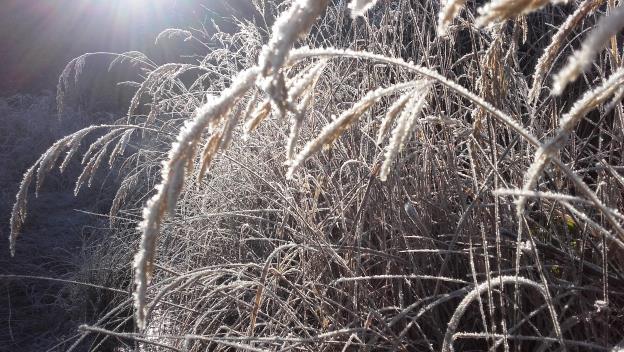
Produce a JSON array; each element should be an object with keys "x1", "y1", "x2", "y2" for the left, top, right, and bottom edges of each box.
[
  {"x1": 289, "y1": 47, "x2": 540, "y2": 147},
  {"x1": 476, "y1": 0, "x2": 568, "y2": 28},
  {"x1": 197, "y1": 131, "x2": 223, "y2": 183},
  {"x1": 243, "y1": 100, "x2": 271, "y2": 134},
  {"x1": 287, "y1": 60, "x2": 327, "y2": 104},
  {"x1": 437, "y1": 0, "x2": 466, "y2": 36},
  {"x1": 241, "y1": 91, "x2": 259, "y2": 126},
  {"x1": 245, "y1": 60, "x2": 326, "y2": 136}
]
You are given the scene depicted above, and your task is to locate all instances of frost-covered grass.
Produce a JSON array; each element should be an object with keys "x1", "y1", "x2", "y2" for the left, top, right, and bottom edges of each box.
[
  {"x1": 0, "y1": 94, "x2": 131, "y2": 351},
  {"x1": 7, "y1": 0, "x2": 624, "y2": 350}
]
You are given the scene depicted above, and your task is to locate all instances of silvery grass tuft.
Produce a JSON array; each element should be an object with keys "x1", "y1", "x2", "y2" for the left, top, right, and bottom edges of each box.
[
  {"x1": 552, "y1": 5, "x2": 624, "y2": 95},
  {"x1": 379, "y1": 81, "x2": 431, "y2": 181},
  {"x1": 134, "y1": 0, "x2": 335, "y2": 328},
  {"x1": 528, "y1": 0, "x2": 601, "y2": 103}
]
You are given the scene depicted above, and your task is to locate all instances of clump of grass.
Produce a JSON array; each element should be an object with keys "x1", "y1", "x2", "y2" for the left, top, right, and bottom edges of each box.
[{"x1": 7, "y1": 0, "x2": 624, "y2": 350}]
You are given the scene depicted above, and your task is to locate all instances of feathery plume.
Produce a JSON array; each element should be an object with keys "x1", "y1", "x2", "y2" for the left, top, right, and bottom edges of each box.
[
  {"x1": 59, "y1": 128, "x2": 97, "y2": 172},
  {"x1": 128, "y1": 64, "x2": 180, "y2": 120},
  {"x1": 81, "y1": 129, "x2": 124, "y2": 165},
  {"x1": 552, "y1": 5, "x2": 624, "y2": 95},
  {"x1": 289, "y1": 47, "x2": 540, "y2": 147},
  {"x1": 349, "y1": 0, "x2": 381, "y2": 17},
  {"x1": 74, "y1": 147, "x2": 108, "y2": 196},
  {"x1": 36, "y1": 136, "x2": 73, "y2": 196},
  {"x1": 287, "y1": 82, "x2": 420, "y2": 179},
  {"x1": 244, "y1": 100, "x2": 272, "y2": 134},
  {"x1": 287, "y1": 91, "x2": 314, "y2": 161},
  {"x1": 154, "y1": 28, "x2": 193, "y2": 46},
  {"x1": 108, "y1": 129, "x2": 134, "y2": 166},
  {"x1": 245, "y1": 61, "x2": 327, "y2": 136},
  {"x1": 287, "y1": 60, "x2": 327, "y2": 106},
  {"x1": 286, "y1": 61, "x2": 326, "y2": 160},
  {"x1": 476, "y1": 0, "x2": 568, "y2": 28},
  {"x1": 9, "y1": 165, "x2": 37, "y2": 256},
  {"x1": 528, "y1": 0, "x2": 600, "y2": 103},
  {"x1": 377, "y1": 90, "x2": 416, "y2": 145},
  {"x1": 379, "y1": 82, "x2": 431, "y2": 181},
  {"x1": 518, "y1": 67, "x2": 624, "y2": 217},
  {"x1": 133, "y1": 67, "x2": 259, "y2": 329},
  {"x1": 257, "y1": 0, "x2": 329, "y2": 115},
  {"x1": 197, "y1": 132, "x2": 223, "y2": 183},
  {"x1": 241, "y1": 91, "x2": 260, "y2": 126},
  {"x1": 56, "y1": 54, "x2": 92, "y2": 117},
  {"x1": 108, "y1": 51, "x2": 152, "y2": 72},
  {"x1": 438, "y1": 0, "x2": 466, "y2": 36}
]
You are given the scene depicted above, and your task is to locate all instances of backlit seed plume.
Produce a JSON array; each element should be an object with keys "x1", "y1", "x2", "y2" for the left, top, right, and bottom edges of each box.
[
  {"x1": 349, "y1": 0, "x2": 381, "y2": 17},
  {"x1": 476, "y1": 0, "x2": 568, "y2": 28},
  {"x1": 133, "y1": 67, "x2": 259, "y2": 329},
  {"x1": 244, "y1": 100, "x2": 271, "y2": 134},
  {"x1": 258, "y1": 0, "x2": 329, "y2": 114},
  {"x1": 286, "y1": 61, "x2": 326, "y2": 161},
  {"x1": 377, "y1": 92, "x2": 412, "y2": 145},
  {"x1": 552, "y1": 5, "x2": 624, "y2": 95},
  {"x1": 528, "y1": 0, "x2": 600, "y2": 103},
  {"x1": 380, "y1": 82, "x2": 431, "y2": 182},
  {"x1": 154, "y1": 28, "x2": 193, "y2": 46},
  {"x1": 36, "y1": 135, "x2": 73, "y2": 196},
  {"x1": 438, "y1": 0, "x2": 466, "y2": 36},
  {"x1": 108, "y1": 129, "x2": 134, "y2": 166},
  {"x1": 245, "y1": 61, "x2": 327, "y2": 137},
  {"x1": 518, "y1": 67, "x2": 624, "y2": 218},
  {"x1": 10, "y1": 125, "x2": 121, "y2": 256},
  {"x1": 197, "y1": 132, "x2": 223, "y2": 183},
  {"x1": 9, "y1": 165, "x2": 37, "y2": 257},
  {"x1": 287, "y1": 82, "x2": 419, "y2": 179},
  {"x1": 287, "y1": 92, "x2": 314, "y2": 161}
]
